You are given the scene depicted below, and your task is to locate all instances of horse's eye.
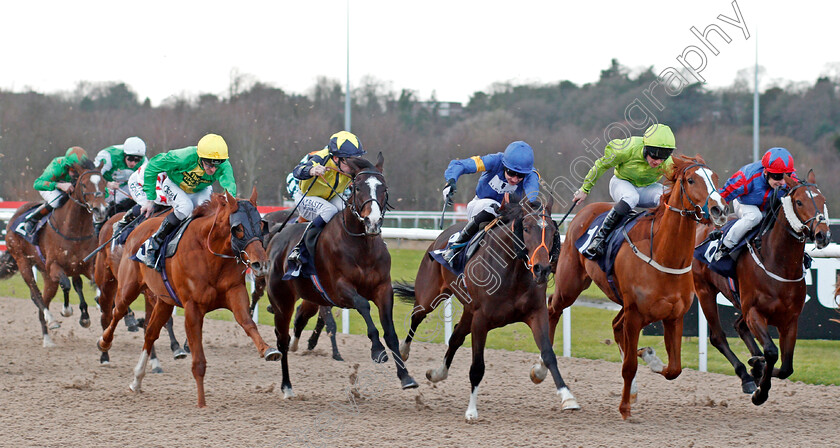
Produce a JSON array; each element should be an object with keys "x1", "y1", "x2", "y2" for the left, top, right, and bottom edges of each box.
[
  {"x1": 687, "y1": 178, "x2": 695, "y2": 184},
  {"x1": 796, "y1": 200, "x2": 803, "y2": 206},
  {"x1": 233, "y1": 224, "x2": 244, "y2": 237}
]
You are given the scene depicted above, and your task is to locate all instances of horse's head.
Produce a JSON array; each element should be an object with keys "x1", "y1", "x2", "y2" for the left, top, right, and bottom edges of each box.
[
  {"x1": 72, "y1": 156, "x2": 110, "y2": 222},
  {"x1": 781, "y1": 170, "x2": 831, "y2": 249},
  {"x1": 345, "y1": 153, "x2": 388, "y2": 236},
  {"x1": 501, "y1": 194, "x2": 556, "y2": 285},
  {"x1": 667, "y1": 155, "x2": 726, "y2": 227},
  {"x1": 223, "y1": 188, "x2": 269, "y2": 276}
]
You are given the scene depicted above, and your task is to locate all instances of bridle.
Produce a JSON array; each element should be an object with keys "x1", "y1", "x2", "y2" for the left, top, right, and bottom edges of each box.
[
  {"x1": 779, "y1": 181, "x2": 828, "y2": 242},
  {"x1": 668, "y1": 163, "x2": 716, "y2": 222},
  {"x1": 320, "y1": 167, "x2": 390, "y2": 237},
  {"x1": 205, "y1": 200, "x2": 264, "y2": 268},
  {"x1": 508, "y1": 203, "x2": 555, "y2": 276},
  {"x1": 46, "y1": 169, "x2": 105, "y2": 241}
]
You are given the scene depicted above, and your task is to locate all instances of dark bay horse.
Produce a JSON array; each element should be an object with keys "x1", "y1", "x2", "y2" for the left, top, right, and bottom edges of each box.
[
  {"x1": 98, "y1": 188, "x2": 280, "y2": 407},
  {"x1": 265, "y1": 153, "x2": 417, "y2": 399},
  {"x1": 692, "y1": 170, "x2": 830, "y2": 405},
  {"x1": 248, "y1": 210, "x2": 343, "y2": 360},
  {"x1": 543, "y1": 155, "x2": 726, "y2": 419},
  {"x1": 0, "y1": 152, "x2": 109, "y2": 347},
  {"x1": 94, "y1": 209, "x2": 189, "y2": 369},
  {"x1": 395, "y1": 195, "x2": 578, "y2": 420}
]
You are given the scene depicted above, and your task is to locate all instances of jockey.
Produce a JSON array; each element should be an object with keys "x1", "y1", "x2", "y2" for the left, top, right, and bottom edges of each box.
[
  {"x1": 286, "y1": 131, "x2": 365, "y2": 272},
  {"x1": 574, "y1": 123, "x2": 676, "y2": 258},
  {"x1": 129, "y1": 133, "x2": 236, "y2": 269},
  {"x1": 15, "y1": 147, "x2": 90, "y2": 237},
  {"x1": 93, "y1": 136, "x2": 146, "y2": 235},
  {"x1": 714, "y1": 147, "x2": 796, "y2": 261},
  {"x1": 441, "y1": 140, "x2": 539, "y2": 263}
]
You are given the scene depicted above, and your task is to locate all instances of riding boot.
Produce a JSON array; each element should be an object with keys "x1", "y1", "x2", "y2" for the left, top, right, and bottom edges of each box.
[
  {"x1": 15, "y1": 203, "x2": 54, "y2": 237},
  {"x1": 136, "y1": 213, "x2": 181, "y2": 270},
  {"x1": 443, "y1": 209, "x2": 496, "y2": 263},
  {"x1": 713, "y1": 243, "x2": 733, "y2": 262},
  {"x1": 287, "y1": 216, "x2": 327, "y2": 269},
  {"x1": 112, "y1": 206, "x2": 139, "y2": 235},
  {"x1": 582, "y1": 200, "x2": 631, "y2": 258}
]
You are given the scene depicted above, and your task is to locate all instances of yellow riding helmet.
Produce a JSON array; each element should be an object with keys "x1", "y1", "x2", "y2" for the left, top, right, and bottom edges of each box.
[
  {"x1": 196, "y1": 133, "x2": 229, "y2": 160},
  {"x1": 642, "y1": 124, "x2": 676, "y2": 149}
]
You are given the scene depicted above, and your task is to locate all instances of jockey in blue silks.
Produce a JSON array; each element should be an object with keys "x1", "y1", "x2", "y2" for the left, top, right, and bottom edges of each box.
[
  {"x1": 441, "y1": 141, "x2": 540, "y2": 262},
  {"x1": 714, "y1": 146, "x2": 797, "y2": 261}
]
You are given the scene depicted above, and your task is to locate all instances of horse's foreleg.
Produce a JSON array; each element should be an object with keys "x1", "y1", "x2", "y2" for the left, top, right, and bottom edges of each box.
[
  {"x1": 775, "y1": 319, "x2": 799, "y2": 380},
  {"x1": 465, "y1": 320, "x2": 489, "y2": 422},
  {"x1": 427, "y1": 311, "x2": 473, "y2": 384},
  {"x1": 58, "y1": 273, "x2": 73, "y2": 318},
  {"x1": 131, "y1": 300, "x2": 173, "y2": 392},
  {"x1": 165, "y1": 315, "x2": 188, "y2": 360},
  {"x1": 269, "y1": 287, "x2": 295, "y2": 399},
  {"x1": 350, "y1": 293, "x2": 387, "y2": 363},
  {"x1": 183, "y1": 302, "x2": 208, "y2": 408},
  {"x1": 734, "y1": 314, "x2": 766, "y2": 381},
  {"x1": 618, "y1": 311, "x2": 643, "y2": 420},
  {"x1": 307, "y1": 312, "x2": 326, "y2": 351},
  {"x1": 745, "y1": 308, "x2": 777, "y2": 406},
  {"x1": 249, "y1": 276, "x2": 265, "y2": 315},
  {"x1": 144, "y1": 295, "x2": 164, "y2": 374},
  {"x1": 290, "y1": 301, "x2": 317, "y2": 352},
  {"x1": 658, "y1": 317, "x2": 684, "y2": 380},
  {"x1": 527, "y1": 310, "x2": 580, "y2": 411},
  {"x1": 320, "y1": 307, "x2": 343, "y2": 361},
  {"x1": 227, "y1": 286, "x2": 280, "y2": 361},
  {"x1": 19, "y1": 261, "x2": 50, "y2": 346},
  {"x1": 72, "y1": 276, "x2": 91, "y2": 328},
  {"x1": 42, "y1": 271, "x2": 61, "y2": 330},
  {"x1": 699, "y1": 290, "x2": 756, "y2": 394},
  {"x1": 373, "y1": 288, "x2": 417, "y2": 389},
  {"x1": 98, "y1": 271, "x2": 142, "y2": 352}
]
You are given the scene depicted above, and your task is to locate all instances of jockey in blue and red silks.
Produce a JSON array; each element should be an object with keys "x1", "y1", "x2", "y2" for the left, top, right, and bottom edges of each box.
[{"x1": 715, "y1": 147, "x2": 797, "y2": 261}]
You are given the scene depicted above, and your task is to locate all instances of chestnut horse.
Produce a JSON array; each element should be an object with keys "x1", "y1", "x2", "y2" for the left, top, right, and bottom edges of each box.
[
  {"x1": 94, "y1": 209, "x2": 189, "y2": 369},
  {"x1": 265, "y1": 154, "x2": 417, "y2": 399},
  {"x1": 692, "y1": 170, "x2": 830, "y2": 405},
  {"x1": 98, "y1": 189, "x2": 280, "y2": 407},
  {"x1": 248, "y1": 210, "x2": 343, "y2": 360},
  {"x1": 542, "y1": 155, "x2": 726, "y2": 419},
  {"x1": 0, "y1": 153, "x2": 109, "y2": 347},
  {"x1": 396, "y1": 195, "x2": 578, "y2": 420}
]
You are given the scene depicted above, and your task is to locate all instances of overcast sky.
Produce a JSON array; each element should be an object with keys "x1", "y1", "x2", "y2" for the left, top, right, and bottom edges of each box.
[{"x1": 2, "y1": 0, "x2": 836, "y2": 106}]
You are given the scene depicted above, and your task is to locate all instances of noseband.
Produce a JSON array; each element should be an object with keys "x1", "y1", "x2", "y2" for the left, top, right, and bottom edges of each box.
[
  {"x1": 71, "y1": 170, "x2": 108, "y2": 213},
  {"x1": 669, "y1": 163, "x2": 716, "y2": 222},
  {"x1": 780, "y1": 181, "x2": 828, "y2": 242}
]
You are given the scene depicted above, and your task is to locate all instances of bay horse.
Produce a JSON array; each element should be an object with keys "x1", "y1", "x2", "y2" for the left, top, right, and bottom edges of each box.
[
  {"x1": 541, "y1": 155, "x2": 726, "y2": 419},
  {"x1": 248, "y1": 210, "x2": 343, "y2": 361},
  {"x1": 395, "y1": 194, "x2": 578, "y2": 421},
  {"x1": 0, "y1": 151, "x2": 109, "y2": 347},
  {"x1": 93, "y1": 209, "x2": 189, "y2": 369},
  {"x1": 265, "y1": 153, "x2": 417, "y2": 399},
  {"x1": 97, "y1": 188, "x2": 280, "y2": 407},
  {"x1": 692, "y1": 170, "x2": 830, "y2": 405}
]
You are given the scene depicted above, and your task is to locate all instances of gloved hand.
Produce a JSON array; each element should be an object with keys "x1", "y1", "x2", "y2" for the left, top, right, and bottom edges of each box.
[{"x1": 442, "y1": 178, "x2": 457, "y2": 206}]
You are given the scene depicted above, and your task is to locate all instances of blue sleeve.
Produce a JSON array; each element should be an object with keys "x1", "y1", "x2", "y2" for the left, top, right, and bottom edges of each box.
[
  {"x1": 520, "y1": 172, "x2": 541, "y2": 201},
  {"x1": 443, "y1": 153, "x2": 500, "y2": 182},
  {"x1": 293, "y1": 152, "x2": 328, "y2": 180}
]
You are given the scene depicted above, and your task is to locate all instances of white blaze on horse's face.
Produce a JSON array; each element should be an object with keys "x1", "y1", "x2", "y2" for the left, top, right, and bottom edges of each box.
[
  {"x1": 364, "y1": 176, "x2": 383, "y2": 233},
  {"x1": 695, "y1": 167, "x2": 726, "y2": 226}
]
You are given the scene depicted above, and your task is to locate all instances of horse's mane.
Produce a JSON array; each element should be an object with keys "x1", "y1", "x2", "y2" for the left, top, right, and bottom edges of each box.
[
  {"x1": 650, "y1": 154, "x2": 706, "y2": 221},
  {"x1": 345, "y1": 157, "x2": 377, "y2": 173},
  {"x1": 192, "y1": 193, "x2": 226, "y2": 218},
  {"x1": 77, "y1": 158, "x2": 96, "y2": 171}
]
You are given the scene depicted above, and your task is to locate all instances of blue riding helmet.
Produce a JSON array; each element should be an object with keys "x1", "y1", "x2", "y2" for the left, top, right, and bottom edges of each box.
[
  {"x1": 328, "y1": 131, "x2": 366, "y2": 158},
  {"x1": 502, "y1": 141, "x2": 534, "y2": 174}
]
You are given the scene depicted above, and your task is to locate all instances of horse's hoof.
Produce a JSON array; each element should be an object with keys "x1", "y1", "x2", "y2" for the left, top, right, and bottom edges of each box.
[
  {"x1": 43, "y1": 336, "x2": 56, "y2": 348},
  {"x1": 465, "y1": 409, "x2": 479, "y2": 421},
  {"x1": 61, "y1": 307, "x2": 73, "y2": 318},
  {"x1": 401, "y1": 376, "x2": 419, "y2": 389},
  {"x1": 282, "y1": 386, "x2": 295, "y2": 399},
  {"x1": 48, "y1": 321, "x2": 61, "y2": 330},
  {"x1": 151, "y1": 366, "x2": 164, "y2": 374},
  {"x1": 332, "y1": 354, "x2": 344, "y2": 362},
  {"x1": 264, "y1": 348, "x2": 282, "y2": 361},
  {"x1": 372, "y1": 350, "x2": 388, "y2": 364},
  {"x1": 266, "y1": 304, "x2": 274, "y2": 314},
  {"x1": 173, "y1": 348, "x2": 188, "y2": 360},
  {"x1": 530, "y1": 364, "x2": 547, "y2": 384},
  {"x1": 79, "y1": 318, "x2": 91, "y2": 329},
  {"x1": 289, "y1": 337, "x2": 299, "y2": 352},
  {"x1": 126, "y1": 324, "x2": 140, "y2": 333},
  {"x1": 561, "y1": 398, "x2": 581, "y2": 411},
  {"x1": 742, "y1": 381, "x2": 757, "y2": 394},
  {"x1": 751, "y1": 390, "x2": 768, "y2": 406},
  {"x1": 100, "y1": 352, "x2": 110, "y2": 365}
]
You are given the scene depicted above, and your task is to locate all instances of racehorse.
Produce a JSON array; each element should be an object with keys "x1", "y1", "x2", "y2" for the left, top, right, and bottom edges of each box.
[
  {"x1": 395, "y1": 194, "x2": 579, "y2": 420},
  {"x1": 692, "y1": 170, "x2": 830, "y2": 405},
  {"x1": 542, "y1": 155, "x2": 726, "y2": 419},
  {"x1": 265, "y1": 153, "x2": 417, "y2": 399},
  {"x1": 0, "y1": 151, "x2": 109, "y2": 347},
  {"x1": 93, "y1": 209, "x2": 189, "y2": 370},
  {"x1": 248, "y1": 210, "x2": 343, "y2": 361},
  {"x1": 97, "y1": 188, "x2": 280, "y2": 407}
]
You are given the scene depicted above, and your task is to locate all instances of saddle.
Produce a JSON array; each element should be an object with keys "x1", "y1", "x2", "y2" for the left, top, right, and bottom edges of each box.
[
  {"x1": 429, "y1": 225, "x2": 492, "y2": 276},
  {"x1": 11, "y1": 205, "x2": 53, "y2": 245},
  {"x1": 574, "y1": 210, "x2": 644, "y2": 276}
]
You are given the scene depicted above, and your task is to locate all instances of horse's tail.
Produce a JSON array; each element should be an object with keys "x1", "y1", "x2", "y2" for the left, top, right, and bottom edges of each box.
[
  {"x1": 0, "y1": 252, "x2": 19, "y2": 280},
  {"x1": 393, "y1": 281, "x2": 416, "y2": 303}
]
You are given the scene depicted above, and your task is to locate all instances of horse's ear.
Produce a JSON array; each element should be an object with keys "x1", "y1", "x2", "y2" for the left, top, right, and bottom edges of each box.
[
  {"x1": 807, "y1": 169, "x2": 816, "y2": 184},
  {"x1": 545, "y1": 194, "x2": 554, "y2": 214},
  {"x1": 375, "y1": 151, "x2": 384, "y2": 173},
  {"x1": 224, "y1": 190, "x2": 236, "y2": 206},
  {"x1": 499, "y1": 193, "x2": 510, "y2": 211},
  {"x1": 249, "y1": 185, "x2": 258, "y2": 206},
  {"x1": 96, "y1": 159, "x2": 105, "y2": 171}
]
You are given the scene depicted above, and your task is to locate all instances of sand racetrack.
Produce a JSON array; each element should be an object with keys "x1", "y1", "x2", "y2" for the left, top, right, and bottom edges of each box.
[{"x1": 0, "y1": 296, "x2": 837, "y2": 448}]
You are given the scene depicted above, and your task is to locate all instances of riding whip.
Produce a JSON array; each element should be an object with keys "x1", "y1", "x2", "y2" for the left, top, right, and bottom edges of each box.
[{"x1": 82, "y1": 213, "x2": 144, "y2": 263}]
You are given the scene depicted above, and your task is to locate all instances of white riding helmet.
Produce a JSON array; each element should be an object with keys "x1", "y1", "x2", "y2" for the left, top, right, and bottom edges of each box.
[{"x1": 123, "y1": 136, "x2": 146, "y2": 157}]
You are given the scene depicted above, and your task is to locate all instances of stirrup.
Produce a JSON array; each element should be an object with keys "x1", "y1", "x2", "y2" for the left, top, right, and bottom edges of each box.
[
  {"x1": 713, "y1": 245, "x2": 731, "y2": 262},
  {"x1": 136, "y1": 239, "x2": 159, "y2": 269}
]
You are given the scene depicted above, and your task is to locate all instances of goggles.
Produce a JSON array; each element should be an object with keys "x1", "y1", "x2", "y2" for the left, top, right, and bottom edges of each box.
[
  {"x1": 201, "y1": 158, "x2": 225, "y2": 166},
  {"x1": 125, "y1": 155, "x2": 143, "y2": 163},
  {"x1": 505, "y1": 168, "x2": 527, "y2": 179},
  {"x1": 766, "y1": 171, "x2": 786, "y2": 181}
]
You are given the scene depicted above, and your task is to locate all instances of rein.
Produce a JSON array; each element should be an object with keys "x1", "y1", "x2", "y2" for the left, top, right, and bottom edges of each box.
[
  {"x1": 204, "y1": 205, "x2": 258, "y2": 269},
  {"x1": 667, "y1": 163, "x2": 715, "y2": 222},
  {"x1": 319, "y1": 167, "x2": 390, "y2": 238}
]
